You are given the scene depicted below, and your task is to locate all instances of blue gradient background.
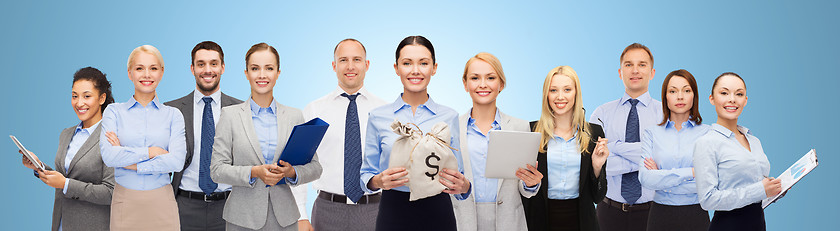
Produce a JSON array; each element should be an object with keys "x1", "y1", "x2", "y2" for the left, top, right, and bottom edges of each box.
[{"x1": 2, "y1": 1, "x2": 836, "y2": 230}]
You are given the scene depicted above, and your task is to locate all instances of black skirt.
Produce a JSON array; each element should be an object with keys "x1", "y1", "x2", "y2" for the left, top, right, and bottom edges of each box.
[
  {"x1": 709, "y1": 203, "x2": 765, "y2": 231},
  {"x1": 548, "y1": 198, "x2": 580, "y2": 231},
  {"x1": 375, "y1": 190, "x2": 456, "y2": 231},
  {"x1": 646, "y1": 203, "x2": 710, "y2": 231}
]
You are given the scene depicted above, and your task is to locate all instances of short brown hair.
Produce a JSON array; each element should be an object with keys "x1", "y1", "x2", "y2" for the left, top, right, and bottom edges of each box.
[
  {"x1": 659, "y1": 69, "x2": 702, "y2": 126},
  {"x1": 192, "y1": 41, "x2": 224, "y2": 65},
  {"x1": 245, "y1": 42, "x2": 279, "y2": 68},
  {"x1": 620, "y1": 43, "x2": 654, "y2": 66}
]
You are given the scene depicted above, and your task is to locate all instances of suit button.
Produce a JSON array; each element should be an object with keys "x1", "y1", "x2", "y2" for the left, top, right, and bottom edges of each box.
[
  {"x1": 497, "y1": 201, "x2": 503, "y2": 205},
  {"x1": 73, "y1": 197, "x2": 79, "y2": 200}
]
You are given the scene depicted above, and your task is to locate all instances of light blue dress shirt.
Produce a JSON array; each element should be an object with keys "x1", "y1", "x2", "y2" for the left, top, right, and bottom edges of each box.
[
  {"x1": 247, "y1": 99, "x2": 298, "y2": 185},
  {"x1": 694, "y1": 124, "x2": 770, "y2": 211},
  {"x1": 466, "y1": 111, "x2": 501, "y2": 202},
  {"x1": 179, "y1": 89, "x2": 232, "y2": 193},
  {"x1": 62, "y1": 121, "x2": 101, "y2": 194},
  {"x1": 639, "y1": 120, "x2": 710, "y2": 206},
  {"x1": 99, "y1": 96, "x2": 187, "y2": 191},
  {"x1": 589, "y1": 92, "x2": 662, "y2": 204},
  {"x1": 360, "y1": 94, "x2": 470, "y2": 200},
  {"x1": 546, "y1": 134, "x2": 581, "y2": 200}
]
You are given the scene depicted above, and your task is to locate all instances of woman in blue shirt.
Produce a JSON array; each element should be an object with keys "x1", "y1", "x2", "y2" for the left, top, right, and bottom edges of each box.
[
  {"x1": 693, "y1": 72, "x2": 781, "y2": 231},
  {"x1": 522, "y1": 66, "x2": 610, "y2": 231},
  {"x1": 360, "y1": 35, "x2": 471, "y2": 231},
  {"x1": 209, "y1": 43, "x2": 322, "y2": 231},
  {"x1": 451, "y1": 52, "x2": 543, "y2": 231},
  {"x1": 99, "y1": 45, "x2": 187, "y2": 230},
  {"x1": 639, "y1": 69, "x2": 710, "y2": 231},
  {"x1": 20, "y1": 67, "x2": 115, "y2": 231}
]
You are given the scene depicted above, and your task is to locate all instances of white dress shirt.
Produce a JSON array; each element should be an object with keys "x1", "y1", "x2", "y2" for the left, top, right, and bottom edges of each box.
[
  {"x1": 179, "y1": 89, "x2": 232, "y2": 193},
  {"x1": 292, "y1": 86, "x2": 386, "y2": 219}
]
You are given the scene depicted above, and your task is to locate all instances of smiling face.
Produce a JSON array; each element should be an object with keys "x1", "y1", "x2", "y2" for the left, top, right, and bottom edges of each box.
[
  {"x1": 548, "y1": 74, "x2": 577, "y2": 117},
  {"x1": 394, "y1": 45, "x2": 437, "y2": 94},
  {"x1": 128, "y1": 52, "x2": 163, "y2": 94},
  {"x1": 71, "y1": 79, "x2": 106, "y2": 124},
  {"x1": 191, "y1": 49, "x2": 224, "y2": 95},
  {"x1": 666, "y1": 76, "x2": 694, "y2": 116},
  {"x1": 333, "y1": 40, "x2": 369, "y2": 94},
  {"x1": 245, "y1": 50, "x2": 280, "y2": 96},
  {"x1": 619, "y1": 48, "x2": 655, "y2": 95},
  {"x1": 463, "y1": 59, "x2": 504, "y2": 106},
  {"x1": 710, "y1": 75, "x2": 748, "y2": 121}
]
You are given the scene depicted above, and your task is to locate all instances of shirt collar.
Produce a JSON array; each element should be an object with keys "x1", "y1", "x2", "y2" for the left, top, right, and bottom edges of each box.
[
  {"x1": 127, "y1": 96, "x2": 161, "y2": 110},
  {"x1": 665, "y1": 119, "x2": 697, "y2": 129},
  {"x1": 193, "y1": 89, "x2": 222, "y2": 106},
  {"x1": 75, "y1": 120, "x2": 102, "y2": 134},
  {"x1": 620, "y1": 91, "x2": 653, "y2": 107},
  {"x1": 389, "y1": 93, "x2": 439, "y2": 115},
  {"x1": 467, "y1": 108, "x2": 502, "y2": 127},
  {"x1": 249, "y1": 98, "x2": 277, "y2": 115},
  {"x1": 711, "y1": 123, "x2": 751, "y2": 138},
  {"x1": 331, "y1": 86, "x2": 371, "y2": 101}
]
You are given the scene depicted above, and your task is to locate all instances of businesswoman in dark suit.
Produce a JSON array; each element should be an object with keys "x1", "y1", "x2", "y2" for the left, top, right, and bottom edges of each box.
[
  {"x1": 21, "y1": 67, "x2": 116, "y2": 231},
  {"x1": 209, "y1": 42, "x2": 322, "y2": 231},
  {"x1": 522, "y1": 66, "x2": 609, "y2": 231},
  {"x1": 693, "y1": 72, "x2": 780, "y2": 231},
  {"x1": 360, "y1": 35, "x2": 471, "y2": 231},
  {"x1": 452, "y1": 52, "x2": 543, "y2": 231}
]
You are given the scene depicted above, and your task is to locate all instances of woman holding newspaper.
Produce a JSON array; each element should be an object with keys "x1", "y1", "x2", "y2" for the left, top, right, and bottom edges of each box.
[
  {"x1": 359, "y1": 35, "x2": 471, "y2": 231},
  {"x1": 450, "y1": 52, "x2": 543, "y2": 231},
  {"x1": 209, "y1": 42, "x2": 322, "y2": 231},
  {"x1": 521, "y1": 66, "x2": 609, "y2": 231},
  {"x1": 693, "y1": 72, "x2": 781, "y2": 231},
  {"x1": 19, "y1": 67, "x2": 116, "y2": 231}
]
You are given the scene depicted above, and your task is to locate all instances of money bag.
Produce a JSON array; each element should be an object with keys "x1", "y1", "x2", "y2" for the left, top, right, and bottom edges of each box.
[
  {"x1": 406, "y1": 122, "x2": 459, "y2": 201},
  {"x1": 388, "y1": 120, "x2": 422, "y2": 171}
]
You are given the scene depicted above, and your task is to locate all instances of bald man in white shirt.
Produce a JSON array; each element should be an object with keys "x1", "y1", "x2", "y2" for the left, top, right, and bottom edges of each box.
[{"x1": 292, "y1": 38, "x2": 387, "y2": 231}]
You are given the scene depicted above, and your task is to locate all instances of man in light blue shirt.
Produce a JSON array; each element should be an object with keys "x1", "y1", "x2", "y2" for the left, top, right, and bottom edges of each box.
[{"x1": 589, "y1": 43, "x2": 662, "y2": 231}]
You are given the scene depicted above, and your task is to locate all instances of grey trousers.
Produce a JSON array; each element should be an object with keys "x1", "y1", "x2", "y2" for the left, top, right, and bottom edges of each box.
[
  {"x1": 175, "y1": 193, "x2": 226, "y2": 231},
  {"x1": 226, "y1": 201, "x2": 298, "y2": 231},
  {"x1": 311, "y1": 195, "x2": 379, "y2": 231}
]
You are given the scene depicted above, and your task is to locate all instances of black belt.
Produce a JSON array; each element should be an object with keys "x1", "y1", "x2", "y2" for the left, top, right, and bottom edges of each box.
[
  {"x1": 602, "y1": 198, "x2": 651, "y2": 212},
  {"x1": 177, "y1": 189, "x2": 230, "y2": 202},
  {"x1": 318, "y1": 191, "x2": 380, "y2": 204}
]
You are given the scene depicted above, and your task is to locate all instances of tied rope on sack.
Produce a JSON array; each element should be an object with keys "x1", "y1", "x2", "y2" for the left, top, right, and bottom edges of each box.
[{"x1": 389, "y1": 120, "x2": 460, "y2": 201}]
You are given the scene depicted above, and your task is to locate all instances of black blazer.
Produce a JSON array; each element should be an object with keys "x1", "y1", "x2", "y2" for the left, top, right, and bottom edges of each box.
[
  {"x1": 165, "y1": 91, "x2": 243, "y2": 193},
  {"x1": 522, "y1": 122, "x2": 608, "y2": 231}
]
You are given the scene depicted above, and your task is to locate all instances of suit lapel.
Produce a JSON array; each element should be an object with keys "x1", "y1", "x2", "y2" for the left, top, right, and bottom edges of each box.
[
  {"x1": 56, "y1": 128, "x2": 74, "y2": 174},
  {"x1": 239, "y1": 102, "x2": 266, "y2": 164},
  {"x1": 496, "y1": 112, "x2": 514, "y2": 196},
  {"x1": 182, "y1": 92, "x2": 195, "y2": 163},
  {"x1": 273, "y1": 105, "x2": 289, "y2": 164},
  {"x1": 67, "y1": 125, "x2": 102, "y2": 174}
]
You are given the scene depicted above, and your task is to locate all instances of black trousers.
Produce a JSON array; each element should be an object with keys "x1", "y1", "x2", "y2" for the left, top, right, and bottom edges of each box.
[
  {"x1": 548, "y1": 198, "x2": 580, "y2": 231},
  {"x1": 646, "y1": 203, "x2": 709, "y2": 231},
  {"x1": 596, "y1": 200, "x2": 650, "y2": 231},
  {"x1": 375, "y1": 191, "x2": 456, "y2": 231},
  {"x1": 709, "y1": 203, "x2": 765, "y2": 231},
  {"x1": 176, "y1": 194, "x2": 226, "y2": 231}
]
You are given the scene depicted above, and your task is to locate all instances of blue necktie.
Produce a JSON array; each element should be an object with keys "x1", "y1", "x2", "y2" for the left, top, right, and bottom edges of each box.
[
  {"x1": 341, "y1": 93, "x2": 364, "y2": 203},
  {"x1": 621, "y1": 98, "x2": 642, "y2": 204},
  {"x1": 199, "y1": 97, "x2": 218, "y2": 195}
]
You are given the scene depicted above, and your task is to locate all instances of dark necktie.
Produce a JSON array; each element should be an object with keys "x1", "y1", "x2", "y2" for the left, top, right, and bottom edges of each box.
[
  {"x1": 621, "y1": 98, "x2": 641, "y2": 204},
  {"x1": 199, "y1": 97, "x2": 218, "y2": 195},
  {"x1": 341, "y1": 93, "x2": 364, "y2": 203}
]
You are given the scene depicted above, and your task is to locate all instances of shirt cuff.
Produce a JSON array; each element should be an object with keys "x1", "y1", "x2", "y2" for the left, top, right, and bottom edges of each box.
[
  {"x1": 523, "y1": 182, "x2": 539, "y2": 192},
  {"x1": 62, "y1": 178, "x2": 70, "y2": 194},
  {"x1": 454, "y1": 184, "x2": 472, "y2": 200},
  {"x1": 286, "y1": 166, "x2": 299, "y2": 184},
  {"x1": 249, "y1": 177, "x2": 257, "y2": 185}
]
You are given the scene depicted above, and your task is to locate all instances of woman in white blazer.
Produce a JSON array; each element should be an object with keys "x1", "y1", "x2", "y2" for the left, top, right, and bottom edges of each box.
[
  {"x1": 451, "y1": 52, "x2": 543, "y2": 231},
  {"x1": 209, "y1": 42, "x2": 322, "y2": 231}
]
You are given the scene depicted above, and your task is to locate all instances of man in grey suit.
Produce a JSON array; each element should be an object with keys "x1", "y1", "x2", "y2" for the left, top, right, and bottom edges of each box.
[{"x1": 165, "y1": 41, "x2": 243, "y2": 231}]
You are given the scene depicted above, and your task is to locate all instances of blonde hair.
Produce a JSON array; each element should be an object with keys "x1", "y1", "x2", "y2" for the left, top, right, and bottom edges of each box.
[
  {"x1": 534, "y1": 66, "x2": 591, "y2": 154},
  {"x1": 127, "y1": 45, "x2": 164, "y2": 70},
  {"x1": 461, "y1": 52, "x2": 506, "y2": 88}
]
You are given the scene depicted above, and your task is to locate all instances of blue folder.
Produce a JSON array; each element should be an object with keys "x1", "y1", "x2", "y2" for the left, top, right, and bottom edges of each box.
[{"x1": 271, "y1": 117, "x2": 329, "y2": 186}]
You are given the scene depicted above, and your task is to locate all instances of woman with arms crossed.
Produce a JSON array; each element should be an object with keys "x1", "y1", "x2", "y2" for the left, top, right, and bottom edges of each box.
[
  {"x1": 638, "y1": 69, "x2": 710, "y2": 231},
  {"x1": 693, "y1": 72, "x2": 781, "y2": 231},
  {"x1": 451, "y1": 52, "x2": 543, "y2": 231},
  {"x1": 209, "y1": 42, "x2": 322, "y2": 231},
  {"x1": 522, "y1": 66, "x2": 609, "y2": 231},
  {"x1": 21, "y1": 67, "x2": 116, "y2": 231}
]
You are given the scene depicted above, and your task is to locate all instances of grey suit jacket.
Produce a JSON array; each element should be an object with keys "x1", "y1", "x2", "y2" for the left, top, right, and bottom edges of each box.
[
  {"x1": 49, "y1": 125, "x2": 115, "y2": 231},
  {"x1": 451, "y1": 110, "x2": 539, "y2": 231},
  {"x1": 210, "y1": 101, "x2": 322, "y2": 229},
  {"x1": 164, "y1": 91, "x2": 243, "y2": 193}
]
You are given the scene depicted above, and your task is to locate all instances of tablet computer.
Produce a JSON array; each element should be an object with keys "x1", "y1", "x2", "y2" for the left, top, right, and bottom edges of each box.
[
  {"x1": 10, "y1": 135, "x2": 46, "y2": 171},
  {"x1": 485, "y1": 130, "x2": 540, "y2": 179}
]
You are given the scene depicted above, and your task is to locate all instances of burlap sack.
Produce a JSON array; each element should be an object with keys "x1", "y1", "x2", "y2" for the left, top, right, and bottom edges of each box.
[{"x1": 388, "y1": 120, "x2": 459, "y2": 201}]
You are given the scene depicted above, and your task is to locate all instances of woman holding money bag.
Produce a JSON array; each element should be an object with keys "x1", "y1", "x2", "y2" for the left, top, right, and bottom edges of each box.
[{"x1": 359, "y1": 35, "x2": 471, "y2": 231}]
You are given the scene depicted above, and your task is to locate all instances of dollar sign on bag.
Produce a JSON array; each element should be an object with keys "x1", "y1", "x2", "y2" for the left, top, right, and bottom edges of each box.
[{"x1": 425, "y1": 152, "x2": 440, "y2": 180}]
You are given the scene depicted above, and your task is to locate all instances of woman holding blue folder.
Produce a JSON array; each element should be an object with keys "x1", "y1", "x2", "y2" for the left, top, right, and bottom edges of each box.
[{"x1": 209, "y1": 42, "x2": 322, "y2": 231}]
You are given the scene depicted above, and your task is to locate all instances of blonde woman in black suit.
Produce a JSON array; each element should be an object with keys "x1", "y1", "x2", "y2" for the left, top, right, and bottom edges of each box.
[{"x1": 21, "y1": 67, "x2": 116, "y2": 231}]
